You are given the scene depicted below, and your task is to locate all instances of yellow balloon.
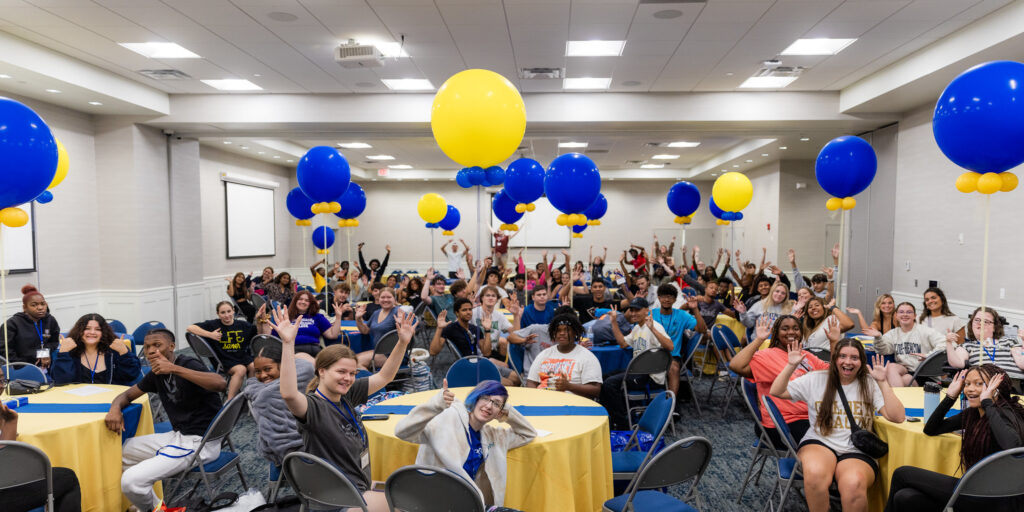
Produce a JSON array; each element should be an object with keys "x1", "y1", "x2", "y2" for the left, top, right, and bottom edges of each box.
[
  {"x1": 49, "y1": 138, "x2": 69, "y2": 190},
  {"x1": 1000, "y1": 172, "x2": 1018, "y2": 192},
  {"x1": 572, "y1": 233, "x2": 583, "y2": 239},
  {"x1": 977, "y1": 173, "x2": 1001, "y2": 194},
  {"x1": 0, "y1": 207, "x2": 28, "y2": 227},
  {"x1": 329, "y1": 202, "x2": 341, "y2": 213},
  {"x1": 442, "y1": 230, "x2": 454, "y2": 236},
  {"x1": 842, "y1": 197, "x2": 856, "y2": 210},
  {"x1": 825, "y1": 198, "x2": 842, "y2": 211},
  {"x1": 417, "y1": 193, "x2": 447, "y2": 223},
  {"x1": 431, "y1": 69, "x2": 526, "y2": 167},
  {"x1": 712, "y1": 172, "x2": 753, "y2": 212},
  {"x1": 526, "y1": 203, "x2": 536, "y2": 212},
  {"x1": 556, "y1": 214, "x2": 568, "y2": 226},
  {"x1": 297, "y1": 219, "x2": 311, "y2": 226},
  {"x1": 515, "y1": 204, "x2": 527, "y2": 213},
  {"x1": 955, "y1": 172, "x2": 980, "y2": 193}
]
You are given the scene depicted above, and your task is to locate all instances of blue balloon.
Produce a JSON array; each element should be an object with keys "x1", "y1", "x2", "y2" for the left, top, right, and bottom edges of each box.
[
  {"x1": 286, "y1": 187, "x2": 316, "y2": 220},
  {"x1": 492, "y1": 189, "x2": 524, "y2": 225},
  {"x1": 504, "y1": 158, "x2": 545, "y2": 205},
  {"x1": 815, "y1": 136, "x2": 877, "y2": 198},
  {"x1": 666, "y1": 181, "x2": 701, "y2": 217},
  {"x1": 583, "y1": 193, "x2": 607, "y2": 220},
  {"x1": 544, "y1": 153, "x2": 601, "y2": 214},
  {"x1": 466, "y1": 166, "x2": 486, "y2": 186},
  {"x1": 439, "y1": 205, "x2": 461, "y2": 232},
  {"x1": 297, "y1": 146, "x2": 351, "y2": 203},
  {"x1": 933, "y1": 61, "x2": 1024, "y2": 174},
  {"x1": 709, "y1": 198, "x2": 725, "y2": 220},
  {"x1": 0, "y1": 98, "x2": 58, "y2": 209},
  {"x1": 572, "y1": 224, "x2": 587, "y2": 234},
  {"x1": 334, "y1": 182, "x2": 366, "y2": 220},
  {"x1": 312, "y1": 226, "x2": 335, "y2": 250},
  {"x1": 735, "y1": 212, "x2": 744, "y2": 221},
  {"x1": 485, "y1": 166, "x2": 506, "y2": 186},
  {"x1": 35, "y1": 191, "x2": 53, "y2": 204},
  {"x1": 456, "y1": 168, "x2": 472, "y2": 188}
]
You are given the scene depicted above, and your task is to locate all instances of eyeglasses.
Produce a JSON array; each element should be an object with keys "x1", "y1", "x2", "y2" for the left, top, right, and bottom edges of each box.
[
  {"x1": 479, "y1": 397, "x2": 505, "y2": 410},
  {"x1": 973, "y1": 318, "x2": 995, "y2": 326}
]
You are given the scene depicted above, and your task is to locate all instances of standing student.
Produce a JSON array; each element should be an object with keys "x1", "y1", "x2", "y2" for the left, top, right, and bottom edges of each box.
[
  {"x1": 357, "y1": 242, "x2": 391, "y2": 283},
  {"x1": 0, "y1": 402, "x2": 82, "y2": 512},
  {"x1": 104, "y1": 329, "x2": 226, "y2": 512},
  {"x1": 919, "y1": 287, "x2": 966, "y2": 344},
  {"x1": 1, "y1": 285, "x2": 60, "y2": 367},
  {"x1": 489, "y1": 225, "x2": 519, "y2": 268},
  {"x1": 276, "y1": 305, "x2": 415, "y2": 511},
  {"x1": 52, "y1": 314, "x2": 141, "y2": 386},
  {"x1": 187, "y1": 301, "x2": 260, "y2": 399},
  {"x1": 863, "y1": 302, "x2": 945, "y2": 387},
  {"x1": 442, "y1": 239, "x2": 470, "y2": 278}
]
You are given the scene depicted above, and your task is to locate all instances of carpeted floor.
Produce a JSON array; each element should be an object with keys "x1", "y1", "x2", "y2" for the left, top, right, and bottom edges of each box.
[{"x1": 158, "y1": 350, "x2": 807, "y2": 512}]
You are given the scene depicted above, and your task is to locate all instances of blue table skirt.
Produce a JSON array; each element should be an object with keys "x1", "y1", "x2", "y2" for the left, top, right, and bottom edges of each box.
[{"x1": 591, "y1": 345, "x2": 632, "y2": 375}]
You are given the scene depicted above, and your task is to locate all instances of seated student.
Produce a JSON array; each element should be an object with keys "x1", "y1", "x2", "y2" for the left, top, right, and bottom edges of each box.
[
  {"x1": 187, "y1": 301, "x2": 260, "y2": 399},
  {"x1": 1, "y1": 285, "x2": 60, "y2": 368},
  {"x1": 509, "y1": 273, "x2": 528, "y2": 308},
  {"x1": 600, "y1": 298, "x2": 675, "y2": 430},
  {"x1": 395, "y1": 380, "x2": 537, "y2": 508},
  {"x1": 242, "y1": 337, "x2": 315, "y2": 469},
  {"x1": 650, "y1": 284, "x2": 705, "y2": 408},
  {"x1": 771, "y1": 339, "x2": 905, "y2": 512},
  {"x1": 355, "y1": 287, "x2": 399, "y2": 369},
  {"x1": 618, "y1": 273, "x2": 657, "y2": 310},
  {"x1": 226, "y1": 271, "x2": 256, "y2": 321},
  {"x1": 0, "y1": 402, "x2": 82, "y2": 512},
  {"x1": 590, "y1": 305, "x2": 635, "y2": 346},
  {"x1": 526, "y1": 313, "x2": 602, "y2": 398},
  {"x1": 573, "y1": 278, "x2": 615, "y2": 324},
  {"x1": 919, "y1": 287, "x2": 967, "y2": 344},
  {"x1": 730, "y1": 316, "x2": 831, "y2": 449},
  {"x1": 947, "y1": 307, "x2": 1024, "y2": 380},
  {"x1": 52, "y1": 314, "x2": 141, "y2": 386},
  {"x1": 520, "y1": 286, "x2": 557, "y2": 328},
  {"x1": 276, "y1": 305, "x2": 415, "y2": 512},
  {"x1": 694, "y1": 279, "x2": 735, "y2": 327},
  {"x1": 252, "y1": 266, "x2": 275, "y2": 295},
  {"x1": 320, "y1": 281, "x2": 355, "y2": 320},
  {"x1": 885, "y1": 364, "x2": 1024, "y2": 512},
  {"x1": 508, "y1": 305, "x2": 576, "y2": 375},
  {"x1": 421, "y1": 272, "x2": 467, "y2": 321},
  {"x1": 787, "y1": 248, "x2": 833, "y2": 300},
  {"x1": 104, "y1": 329, "x2": 226, "y2": 512},
  {"x1": 802, "y1": 297, "x2": 855, "y2": 352},
  {"x1": 736, "y1": 280, "x2": 795, "y2": 329},
  {"x1": 264, "y1": 272, "x2": 296, "y2": 305},
  {"x1": 361, "y1": 282, "x2": 386, "y2": 321},
  {"x1": 404, "y1": 277, "x2": 424, "y2": 309},
  {"x1": 862, "y1": 302, "x2": 945, "y2": 387},
  {"x1": 472, "y1": 286, "x2": 516, "y2": 360},
  {"x1": 267, "y1": 290, "x2": 343, "y2": 358}
]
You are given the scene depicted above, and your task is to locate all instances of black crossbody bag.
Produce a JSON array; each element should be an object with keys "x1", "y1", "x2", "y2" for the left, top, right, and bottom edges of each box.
[{"x1": 836, "y1": 384, "x2": 889, "y2": 458}]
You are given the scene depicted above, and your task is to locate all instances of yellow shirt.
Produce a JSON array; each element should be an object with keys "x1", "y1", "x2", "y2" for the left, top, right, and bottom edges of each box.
[{"x1": 313, "y1": 273, "x2": 326, "y2": 293}]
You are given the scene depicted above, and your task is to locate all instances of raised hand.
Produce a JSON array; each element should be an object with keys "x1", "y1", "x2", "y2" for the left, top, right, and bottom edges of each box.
[
  {"x1": 944, "y1": 328, "x2": 959, "y2": 345},
  {"x1": 58, "y1": 334, "x2": 77, "y2": 353},
  {"x1": 607, "y1": 307, "x2": 619, "y2": 322},
  {"x1": 386, "y1": 244, "x2": 391, "y2": 252},
  {"x1": 786, "y1": 341, "x2": 806, "y2": 367},
  {"x1": 868, "y1": 354, "x2": 888, "y2": 382},
  {"x1": 524, "y1": 333, "x2": 538, "y2": 345},
  {"x1": 269, "y1": 305, "x2": 304, "y2": 345},
  {"x1": 644, "y1": 312, "x2": 655, "y2": 330},
  {"x1": 436, "y1": 310, "x2": 450, "y2": 329},
  {"x1": 824, "y1": 315, "x2": 842, "y2": 343},
  {"x1": 755, "y1": 315, "x2": 771, "y2": 341},
  {"x1": 456, "y1": 268, "x2": 466, "y2": 280},
  {"x1": 149, "y1": 352, "x2": 176, "y2": 375},
  {"x1": 980, "y1": 373, "x2": 1004, "y2": 402},
  {"x1": 507, "y1": 295, "x2": 522, "y2": 316},
  {"x1": 395, "y1": 309, "x2": 415, "y2": 343},
  {"x1": 442, "y1": 378, "x2": 455, "y2": 408},
  {"x1": 832, "y1": 242, "x2": 840, "y2": 260},
  {"x1": 946, "y1": 369, "x2": 967, "y2": 399},
  {"x1": 862, "y1": 326, "x2": 883, "y2": 337},
  {"x1": 846, "y1": 307, "x2": 861, "y2": 316},
  {"x1": 208, "y1": 328, "x2": 222, "y2": 340},
  {"x1": 822, "y1": 266, "x2": 835, "y2": 279},
  {"x1": 560, "y1": 249, "x2": 570, "y2": 258},
  {"x1": 787, "y1": 249, "x2": 796, "y2": 265},
  {"x1": 354, "y1": 303, "x2": 367, "y2": 319},
  {"x1": 769, "y1": 264, "x2": 782, "y2": 276},
  {"x1": 685, "y1": 296, "x2": 699, "y2": 312},
  {"x1": 358, "y1": 242, "x2": 365, "y2": 250},
  {"x1": 732, "y1": 298, "x2": 747, "y2": 313},
  {"x1": 734, "y1": 249, "x2": 741, "y2": 261},
  {"x1": 112, "y1": 334, "x2": 131, "y2": 356}
]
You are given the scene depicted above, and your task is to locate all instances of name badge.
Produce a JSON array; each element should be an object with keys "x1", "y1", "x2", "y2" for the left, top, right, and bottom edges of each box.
[
  {"x1": 360, "y1": 449, "x2": 370, "y2": 470},
  {"x1": 36, "y1": 349, "x2": 50, "y2": 359}
]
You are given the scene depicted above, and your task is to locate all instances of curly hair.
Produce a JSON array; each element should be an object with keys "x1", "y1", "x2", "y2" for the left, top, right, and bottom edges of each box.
[
  {"x1": 287, "y1": 290, "x2": 321, "y2": 319},
  {"x1": 66, "y1": 314, "x2": 117, "y2": 356},
  {"x1": 548, "y1": 312, "x2": 584, "y2": 342}
]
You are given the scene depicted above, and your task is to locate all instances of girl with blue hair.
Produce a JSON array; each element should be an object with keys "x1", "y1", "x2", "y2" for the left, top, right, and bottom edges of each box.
[{"x1": 395, "y1": 379, "x2": 537, "y2": 508}]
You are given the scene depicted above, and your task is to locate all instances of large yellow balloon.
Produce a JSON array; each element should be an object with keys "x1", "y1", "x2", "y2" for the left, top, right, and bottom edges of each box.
[
  {"x1": 0, "y1": 207, "x2": 29, "y2": 227},
  {"x1": 417, "y1": 193, "x2": 447, "y2": 223},
  {"x1": 48, "y1": 138, "x2": 69, "y2": 190},
  {"x1": 712, "y1": 172, "x2": 753, "y2": 212},
  {"x1": 431, "y1": 69, "x2": 526, "y2": 168}
]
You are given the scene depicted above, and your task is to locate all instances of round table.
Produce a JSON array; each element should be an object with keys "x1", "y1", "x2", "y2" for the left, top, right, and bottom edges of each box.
[
  {"x1": 3, "y1": 383, "x2": 159, "y2": 512},
  {"x1": 363, "y1": 387, "x2": 614, "y2": 512},
  {"x1": 868, "y1": 386, "x2": 963, "y2": 511},
  {"x1": 591, "y1": 345, "x2": 632, "y2": 375}
]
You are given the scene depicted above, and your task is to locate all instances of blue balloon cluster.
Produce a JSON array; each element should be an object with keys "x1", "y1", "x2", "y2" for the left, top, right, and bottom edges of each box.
[
  {"x1": 297, "y1": 146, "x2": 351, "y2": 203},
  {"x1": 544, "y1": 153, "x2": 601, "y2": 214},
  {"x1": 933, "y1": 60, "x2": 1024, "y2": 174},
  {"x1": 456, "y1": 165, "x2": 507, "y2": 188},
  {"x1": 439, "y1": 205, "x2": 461, "y2": 232},
  {"x1": 815, "y1": 136, "x2": 877, "y2": 198},
  {"x1": 666, "y1": 182, "x2": 701, "y2": 217},
  {"x1": 35, "y1": 191, "x2": 54, "y2": 204},
  {"x1": 286, "y1": 187, "x2": 316, "y2": 220},
  {"x1": 312, "y1": 226, "x2": 335, "y2": 250},
  {"x1": 572, "y1": 224, "x2": 587, "y2": 234},
  {"x1": 334, "y1": 183, "x2": 367, "y2": 220},
  {"x1": 504, "y1": 158, "x2": 545, "y2": 205},
  {"x1": 708, "y1": 198, "x2": 744, "y2": 221},
  {"x1": 583, "y1": 193, "x2": 607, "y2": 221},
  {"x1": 0, "y1": 98, "x2": 58, "y2": 210},
  {"x1": 425, "y1": 222, "x2": 439, "y2": 229},
  {"x1": 492, "y1": 189, "x2": 523, "y2": 225}
]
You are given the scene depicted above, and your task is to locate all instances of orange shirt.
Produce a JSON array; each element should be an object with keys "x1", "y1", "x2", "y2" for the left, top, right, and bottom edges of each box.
[{"x1": 748, "y1": 347, "x2": 828, "y2": 428}]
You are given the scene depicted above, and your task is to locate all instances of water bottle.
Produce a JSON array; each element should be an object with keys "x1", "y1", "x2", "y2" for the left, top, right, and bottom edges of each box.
[{"x1": 923, "y1": 382, "x2": 942, "y2": 421}]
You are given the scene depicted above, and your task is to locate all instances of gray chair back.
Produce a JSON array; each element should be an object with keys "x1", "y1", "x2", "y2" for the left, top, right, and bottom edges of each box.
[
  {"x1": 624, "y1": 348, "x2": 672, "y2": 377},
  {"x1": 201, "y1": 394, "x2": 246, "y2": 445},
  {"x1": 186, "y1": 332, "x2": 225, "y2": 374},
  {"x1": 0, "y1": 441, "x2": 53, "y2": 511},
  {"x1": 384, "y1": 464, "x2": 485, "y2": 512},
  {"x1": 912, "y1": 350, "x2": 949, "y2": 384},
  {"x1": 251, "y1": 334, "x2": 283, "y2": 358},
  {"x1": 282, "y1": 451, "x2": 368, "y2": 512},
  {"x1": 1, "y1": 362, "x2": 48, "y2": 384},
  {"x1": 372, "y1": 330, "x2": 405, "y2": 371},
  {"x1": 626, "y1": 436, "x2": 712, "y2": 503},
  {"x1": 944, "y1": 447, "x2": 1024, "y2": 510}
]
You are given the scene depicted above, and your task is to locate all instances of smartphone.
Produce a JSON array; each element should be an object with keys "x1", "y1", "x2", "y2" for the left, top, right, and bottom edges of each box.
[
  {"x1": 906, "y1": 417, "x2": 921, "y2": 423},
  {"x1": 361, "y1": 414, "x2": 389, "y2": 421}
]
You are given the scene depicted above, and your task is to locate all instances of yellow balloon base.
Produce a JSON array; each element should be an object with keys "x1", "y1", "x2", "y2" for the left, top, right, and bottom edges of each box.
[
  {"x1": 673, "y1": 215, "x2": 693, "y2": 225},
  {"x1": 295, "y1": 219, "x2": 312, "y2": 226},
  {"x1": 572, "y1": 233, "x2": 583, "y2": 239},
  {"x1": 956, "y1": 171, "x2": 1017, "y2": 194},
  {"x1": 825, "y1": 196, "x2": 857, "y2": 211},
  {"x1": 587, "y1": 219, "x2": 601, "y2": 226},
  {"x1": 442, "y1": 230, "x2": 454, "y2": 236},
  {"x1": 499, "y1": 223, "x2": 519, "y2": 231},
  {"x1": 0, "y1": 207, "x2": 29, "y2": 227},
  {"x1": 337, "y1": 219, "x2": 359, "y2": 228},
  {"x1": 716, "y1": 219, "x2": 730, "y2": 226},
  {"x1": 316, "y1": 249, "x2": 329, "y2": 255},
  {"x1": 556, "y1": 213, "x2": 588, "y2": 226}
]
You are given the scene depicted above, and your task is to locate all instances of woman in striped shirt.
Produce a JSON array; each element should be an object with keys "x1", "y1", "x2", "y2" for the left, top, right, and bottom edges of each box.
[{"x1": 946, "y1": 307, "x2": 1024, "y2": 381}]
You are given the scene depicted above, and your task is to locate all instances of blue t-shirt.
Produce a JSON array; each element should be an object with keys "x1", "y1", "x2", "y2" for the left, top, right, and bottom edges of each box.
[
  {"x1": 274, "y1": 314, "x2": 333, "y2": 346},
  {"x1": 521, "y1": 302, "x2": 556, "y2": 328},
  {"x1": 463, "y1": 427, "x2": 484, "y2": 479},
  {"x1": 367, "y1": 307, "x2": 398, "y2": 347},
  {"x1": 651, "y1": 308, "x2": 698, "y2": 358}
]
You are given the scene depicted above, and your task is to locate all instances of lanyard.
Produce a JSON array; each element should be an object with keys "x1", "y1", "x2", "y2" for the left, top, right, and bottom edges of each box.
[
  {"x1": 462, "y1": 323, "x2": 479, "y2": 355},
  {"x1": 34, "y1": 320, "x2": 46, "y2": 347},
  {"x1": 86, "y1": 352, "x2": 100, "y2": 383},
  {"x1": 981, "y1": 343, "x2": 997, "y2": 362},
  {"x1": 316, "y1": 389, "x2": 366, "y2": 447}
]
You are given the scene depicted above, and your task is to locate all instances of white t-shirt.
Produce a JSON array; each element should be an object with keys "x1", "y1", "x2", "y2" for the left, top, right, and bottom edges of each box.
[
  {"x1": 804, "y1": 321, "x2": 831, "y2": 350},
  {"x1": 920, "y1": 314, "x2": 966, "y2": 336},
  {"x1": 475, "y1": 286, "x2": 509, "y2": 300},
  {"x1": 471, "y1": 306, "x2": 513, "y2": 344},
  {"x1": 513, "y1": 323, "x2": 552, "y2": 374},
  {"x1": 787, "y1": 371, "x2": 885, "y2": 455},
  {"x1": 446, "y1": 247, "x2": 464, "y2": 273},
  {"x1": 623, "y1": 322, "x2": 670, "y2": 384},
  {"x1": 527, "y1": 344, "x2": 603, "y2": 391}
]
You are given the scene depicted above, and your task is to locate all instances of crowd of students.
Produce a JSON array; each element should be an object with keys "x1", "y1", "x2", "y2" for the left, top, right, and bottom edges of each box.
[{"x1": 3, "y1": 235, "x2": 1024, "y2": 512}]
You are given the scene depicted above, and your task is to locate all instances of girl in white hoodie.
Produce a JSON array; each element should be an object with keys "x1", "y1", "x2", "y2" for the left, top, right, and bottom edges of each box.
[{"x1": 394, "y1": 380, "x2": 537, "y2": 508}]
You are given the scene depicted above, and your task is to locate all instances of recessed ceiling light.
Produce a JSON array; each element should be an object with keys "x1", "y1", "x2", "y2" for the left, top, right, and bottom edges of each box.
[
  {"x1": 761, "y1": 153, "x2": 769, "y2": 157},
  {"x1": 381, "y1": 78, "x2": 434, "y2": 91},
  {"x1": 800, "y1": 137, "x2": 810, "y2": 142},
  {"x1": 119, "y1": 42, "x2": 201, "y2": 59},
  {"x1": 388, "y1": 164, "x2": 412, "y2": 169},
  {"x1": 652, "y1": 154, "x2": 679, "y2": 160},
  {"x1": 653, "y1": 9, "x2": 683, "y2": 20},
  {"x1": 273, "y1": 155, "x2": 281, "y2": 159},
  {"x1": 781, "y1": 38, "x2": 857, "y2": 56},
  {"x1": 563, "y1": 77, "x2": 612, "y2": 90},
  {"x1": 423, "y1": 179, "x2": 429, "y2": 182},
  {"x1": 558, "y1": 142, "x2": 588, "y2": 148},
  {"x1": 566, "y1": 40, "x2": 626, "y2": 57},
  {"x1": 711, "y1": 173, "x2": 718, "y2": 177},
  {"x1": 88, "y1": 101, "x2": 103, "y2": 106},
  {"x1": 267, "y1": 11, "x2": 299, "y2": 22},
  {"x1": 202, "y1": 79, "x2": 262, "y2": 91},
  {"x1": 733, "y1": 164, "x2": 740, "y2": 168},
  {"x1": 0, "y1": 74, "x2": 12, "y2": 79},
  {"x1": 45, "y1": 89, "x2": 61, "y2": 93},
  {"x1": 367, "y1": 155, "x2": 395, "y2": 160},
  {"x1": 253, "y1": 73, "x2": 262, "y2": 77},
  {"x1": 240, "y1": 146, "x2": 248, "y2": 150},
  {"x1": 287, "y1": 159, "x2": 294, "y2": 163},
  {"x1": 667, "y1": 141, "x2": 700, "y2": 148},
  {"x1": 779, "y1": 146, "x2": 788, "y2": 150},
  {"x1": 640, "y1": 163, "x2": 665, "y2": 169},
  {"x1": 739, "y1": 76, "x2": 798, "y2": 88},
  {"x1": 223, "y1": 141, "x2": 232, "y2": 144},
  {"x1": 725, "y1": 72, "x2": 734, "y2": 77},
  {"x1": 745, "y1": 159, "x2": 753, "y2": 163},
  {"x1": 338, "y1": 142, "x2": 372, "y2": 149},
  {"x1": 258, "y1": 151, "x2": 265, "y2": 155},
  {"x1": 609, "y1": 177, "x2": 615, "y2": 181}
]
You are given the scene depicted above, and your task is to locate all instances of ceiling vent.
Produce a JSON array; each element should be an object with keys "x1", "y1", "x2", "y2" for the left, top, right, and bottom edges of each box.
[
  {"x1": 752, "y1": 65, "x2": 804, "y2": 78},
  {"x1": 335, "y1": 42, "x2": 385, "y2": 68},
  {"x1": 585, "y1": 148, "x2": 610, "y2": 154},
  {"x1": 137, "y1": 69, "x2": 192, "y2": 80},
  {"x1": 520, "y1": 67, "x2": 564, "y2": 79},
  {"x1": 644, "y1": 142, "x2": 667, "y2": 148}
]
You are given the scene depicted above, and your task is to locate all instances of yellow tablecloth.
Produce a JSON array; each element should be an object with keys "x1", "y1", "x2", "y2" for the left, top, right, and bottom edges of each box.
[
  {"x1": 4, "y1": 384, "x2": 159, "y2": 512},
  {"x1": 364, "y1": 387, "x2": 613, "y2": 512},
  {"x1": 868, "y1": 386, "x2": 962, "y2": 511}
]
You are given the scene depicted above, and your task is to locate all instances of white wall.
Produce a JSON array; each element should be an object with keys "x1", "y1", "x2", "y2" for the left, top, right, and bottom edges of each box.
[{"x1": 778, "y1": 160, "x2": 836, "y2": 272}]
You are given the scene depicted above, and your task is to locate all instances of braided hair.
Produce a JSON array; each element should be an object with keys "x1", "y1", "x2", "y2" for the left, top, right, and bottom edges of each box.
[{"x1": 959, "y1": 364, "x2": 1024, "y2": 470}]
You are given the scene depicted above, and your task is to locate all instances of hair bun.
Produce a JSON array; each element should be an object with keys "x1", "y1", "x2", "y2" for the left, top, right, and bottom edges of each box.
[{"x1": 21, "y1": 284, "x2": 39, "y2": 296}]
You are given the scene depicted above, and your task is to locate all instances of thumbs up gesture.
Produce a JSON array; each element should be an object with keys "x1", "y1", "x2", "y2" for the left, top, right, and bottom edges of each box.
[
  {"x1": 442, "y1": 378, "x2": 455, "y2": 408},
  {"x1": 58, "y1": 334, "x2": 77, "y2": 353}
]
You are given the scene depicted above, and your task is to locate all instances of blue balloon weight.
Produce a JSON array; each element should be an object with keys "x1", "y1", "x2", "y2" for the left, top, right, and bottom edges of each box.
[
  {"x1": 35, "y1": 191, "x2": 54, "y2": 204},
  {"x1": 334, "y1": 182, "x2": 366, "y2": 220},
  {"x1": 439, "y1": 205, "x2": 461, "y2": 232},
  {"x1": 466, "y1": 166, "x2": 486, "y2": 186},
  {"x1": 286, "y1": 187, "x2": 316, "y2": 220},
  {"x1": 583, "y1": 193, "x2": 607, "y2": 221},
  {"x1": 0, "y1": 98, "x2": 58, "y2": 209},
  {"x1": 297, "y1": 146, "x2": 351, "y2": 203},
  {"x1": 456, "y1": 168, "x2": 472, "y2": 188},
  {"x1": 933, "y1": 60, "x2": 1024, "y2": 174},
  {"x1": 572, "y1": 224, "x2": 587, "y2": 234},
  {"x1": 485, "y1": 166, "x2": 506, "y2": 186},
  {"x1": 709, "y1": 198, "x2": 725, "y2": 220},
  {"x1": 312, "y1": 226, "x2": 335, "y2": 250},
  {"x1": 721, "y1": 212, "x2": 734, "y2": 221},
  {"x1": 492, "y1": 189, "x2": 524, "y2": 225},
  {"x1": 505, "y1": 158, "x2": 545, "y2": 205},
  {"x1": 544, "y1": 153, "x2": 601, "y2": 214},
  {"x1": 735, "y1": 212, "x2": 744, "y2": 221},
  {"x1": 666, "y1": 181, "x2": 701, "y2": 217},
  {"x1": 815, "y1": 136, "x2": 877, "y2": 198}
]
